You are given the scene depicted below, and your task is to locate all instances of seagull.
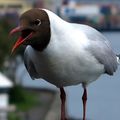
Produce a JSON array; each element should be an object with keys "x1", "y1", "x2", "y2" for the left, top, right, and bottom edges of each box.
[{"x1": 10, "y1": 8, "x2": 120, "y2": 120}]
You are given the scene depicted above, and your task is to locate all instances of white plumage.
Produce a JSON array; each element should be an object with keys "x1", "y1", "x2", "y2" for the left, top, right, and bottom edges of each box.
[{"x1": 24, "y1": 9, "x2": 118, "y2": 88}]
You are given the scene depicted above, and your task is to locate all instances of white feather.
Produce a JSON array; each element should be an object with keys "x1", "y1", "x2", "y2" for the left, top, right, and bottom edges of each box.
[
  {"x1": 25, "y1": 9, "x2": 106, "y2": 87},
  {"x1": 117, "y1": 56, "x2": 120, "y2": 64}
]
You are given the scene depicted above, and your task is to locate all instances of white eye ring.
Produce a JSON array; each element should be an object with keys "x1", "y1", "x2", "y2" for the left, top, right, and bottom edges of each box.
[{"x1": 36, "y1": 19, "x2": 41, "y2": 26}]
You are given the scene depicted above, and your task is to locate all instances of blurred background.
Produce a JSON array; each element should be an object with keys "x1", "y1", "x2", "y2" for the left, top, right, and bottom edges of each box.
[{"x1": 0, "y1": 0, "x2": 120, "y2": 120}]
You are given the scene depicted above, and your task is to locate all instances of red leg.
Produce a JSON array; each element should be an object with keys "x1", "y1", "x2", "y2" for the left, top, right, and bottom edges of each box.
[
  {"x1": 60, "y1": 88, "x2": 67, "y2": 120},
  {"x1": 82, "y1": 87, "x2": 87, "y2": 120}
]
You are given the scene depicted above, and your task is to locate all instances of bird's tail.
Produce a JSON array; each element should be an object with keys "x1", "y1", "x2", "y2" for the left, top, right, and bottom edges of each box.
[{"x1": 116, "y1": 54, "x2": 120, "y2": 64}]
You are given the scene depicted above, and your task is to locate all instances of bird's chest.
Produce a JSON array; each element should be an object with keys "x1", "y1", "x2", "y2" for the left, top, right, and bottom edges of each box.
[
  {"x1": 33, "y1": 48, "x2": 80, "y2": 80},
  {"x1": 32, "y1": 44, "x2": 104, "y2": 87}
]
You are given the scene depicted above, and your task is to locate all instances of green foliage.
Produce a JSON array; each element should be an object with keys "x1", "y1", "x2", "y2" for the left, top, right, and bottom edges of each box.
[
  {"x1": 9, "y1": 86, "x2": 38, "y2": 111},
  {"x1": 0, "y1": 17, "x2": 15, "y2": 68},
  {"x1": 8, "y1": 112, "x2": 20, "y2": 120},
  {"x1": 0, "y1": 15, "x2": 24, "y2": 70}
]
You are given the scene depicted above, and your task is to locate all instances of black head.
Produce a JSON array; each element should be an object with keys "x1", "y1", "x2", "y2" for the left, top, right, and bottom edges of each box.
[{"x1": 10, "y1": 8, "x2": 51, "y2": 52}]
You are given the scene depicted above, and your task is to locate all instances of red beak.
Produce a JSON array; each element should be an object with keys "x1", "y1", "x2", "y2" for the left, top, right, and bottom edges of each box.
[
  {"x1": 10, "y1": 26, "x2": 33, "y2": 53},
  {"x1": 9, "y1": 26, "x2": 22, "y2": 36}
]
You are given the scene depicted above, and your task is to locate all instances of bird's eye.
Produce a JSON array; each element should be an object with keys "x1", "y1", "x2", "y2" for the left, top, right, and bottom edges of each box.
[{"x1": 34, "y1": 19, "x2": 41, "y2": 26}]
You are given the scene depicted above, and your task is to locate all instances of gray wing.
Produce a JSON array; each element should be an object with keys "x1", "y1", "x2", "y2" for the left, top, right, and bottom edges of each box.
[
  {"x1": 79, "y1": 24, "x2": 118, "y2": 75},
  {"x1": 24, "y1": 47, "x2": 39, "y2": 79}
]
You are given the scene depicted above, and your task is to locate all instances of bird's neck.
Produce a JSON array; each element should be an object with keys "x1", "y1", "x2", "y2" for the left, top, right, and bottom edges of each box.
[
  {"x1": 31, "y1": 30, "x2": 51, "y2": 51},
  {"x1": 31, "y1": 10, "x2": 68, "y2": 51},
  {"x1": 31, "y1": 44, "x2": 43, "y2": 51},
  {"x1": 44, "y1": 9, "x2": 68, "y2": 31}
]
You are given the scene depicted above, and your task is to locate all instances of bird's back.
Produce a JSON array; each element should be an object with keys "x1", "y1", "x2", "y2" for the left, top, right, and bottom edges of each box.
[{"x1": 72, "y1": 24, "x2": 118, "y2": 75}]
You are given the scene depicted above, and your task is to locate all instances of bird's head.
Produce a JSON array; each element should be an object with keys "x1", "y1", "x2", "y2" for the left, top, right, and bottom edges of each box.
[{"x1": 10, "y1": 8, "x2": 51, "y2": 53}]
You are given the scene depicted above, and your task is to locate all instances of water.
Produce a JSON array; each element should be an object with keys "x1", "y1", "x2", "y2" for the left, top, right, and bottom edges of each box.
[{"x1": 19, "y1": 32, "x2": 120, "y2": 120}]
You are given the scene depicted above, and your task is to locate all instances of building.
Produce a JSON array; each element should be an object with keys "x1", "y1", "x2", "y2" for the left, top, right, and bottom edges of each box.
[
  {"x1": 62, "y1": 0, "x2": 120, "y2": 4},
  {"x1": 34, "y1": 0, "x2": 61, "y2": 13},
  {"x1": 61, "y1": 0, "x2": 120, "y2": 30},
  {"x1": 0, "y1": 0, "x2": 33, "y2": 15}
]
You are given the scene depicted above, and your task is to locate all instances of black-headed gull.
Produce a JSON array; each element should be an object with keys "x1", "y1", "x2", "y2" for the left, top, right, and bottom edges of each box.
[{"x1": 10, "y1": 8, "x2": 120, "y2": 120}]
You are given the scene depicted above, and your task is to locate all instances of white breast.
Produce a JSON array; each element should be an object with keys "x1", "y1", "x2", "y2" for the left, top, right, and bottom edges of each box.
[{"x1": 26, "y1": 33, "x2": 104, "y2": 87}]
